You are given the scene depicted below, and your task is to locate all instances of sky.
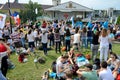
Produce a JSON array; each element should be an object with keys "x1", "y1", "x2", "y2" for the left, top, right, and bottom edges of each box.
[{"x1": 0, "y1": 0, "x2": 120, "y2": 10}]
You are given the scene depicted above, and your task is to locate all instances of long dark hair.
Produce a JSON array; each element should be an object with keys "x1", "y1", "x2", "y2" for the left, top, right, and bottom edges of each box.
[
  {"x1": 65, "y1": 29, "x2": 70, "y2": 36},
  {"x1": 82, "y1": 27, "x2": 87, "y2": 33},
  {"x1": 55, "y1": 28, "x2": 59, "y2": 33},
  {"x1": 28, "y1": 29, "x2": 32, "y2": 34}
]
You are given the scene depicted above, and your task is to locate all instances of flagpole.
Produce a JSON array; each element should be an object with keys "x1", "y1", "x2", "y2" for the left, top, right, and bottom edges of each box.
[{"x1": 8, "y1": 0, "x2": 12, "y2": 33}]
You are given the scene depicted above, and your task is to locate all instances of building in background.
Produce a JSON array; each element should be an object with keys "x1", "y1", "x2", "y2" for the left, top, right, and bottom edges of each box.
[{"x1": 0, "y1": 0, "x2": 120, "y2": 22}]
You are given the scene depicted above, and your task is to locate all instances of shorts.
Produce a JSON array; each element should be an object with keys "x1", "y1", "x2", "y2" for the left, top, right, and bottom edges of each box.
[
  {"x1": 28, "y1": 42, "x2": 35, "y2": 48},
  {"x1": 14, "y1": 41, "x2": 21, "y2": 48}
]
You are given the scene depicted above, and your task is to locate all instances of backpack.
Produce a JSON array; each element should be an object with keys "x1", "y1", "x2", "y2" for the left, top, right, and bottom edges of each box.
[{"x1": 38, "y1": 57, "x2": 46, "y2": 64}]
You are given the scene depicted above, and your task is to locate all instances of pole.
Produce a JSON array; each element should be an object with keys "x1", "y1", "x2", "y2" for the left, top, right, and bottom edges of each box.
[{"x1": 8, "y1": 0, "x2": 12, "y2": 33}]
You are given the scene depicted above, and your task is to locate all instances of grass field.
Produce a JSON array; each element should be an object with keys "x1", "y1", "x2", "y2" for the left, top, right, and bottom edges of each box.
[{"x1": 7, "y1": 43, "x2": 120, "y2": 80}]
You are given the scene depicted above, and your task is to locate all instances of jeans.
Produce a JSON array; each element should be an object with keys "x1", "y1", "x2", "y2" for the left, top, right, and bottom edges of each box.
[
  {"x1": 21, "y1": 38, "x2": 25, "y2": 48},
  {"x1": 0, "y1": 71, "x2": 7, "y2": 80},
  {"x1": 60, "y1": 35, "x2": 64, "y2": 46},
  {"x1": 55, "y1": 41, "x2": 61, "y2": 53},
  {"x1": 49, "y1": 39, "x2": 54, "y2": 47},
  {"x1": 42, "y1": 43, "x2": 47, "y2": 55},
  {"x1": 81, "y1": 37, "x2": 87, "y2": 48},
  {"x1": 65, "y1": 40, "x2": 70, "y2": 52},
  {"x1": 87, "y1": 37, "x2": 93, "y2": 48},
  {"x1": 91, "y1": 44, "x2": 99, "y2": 61}
]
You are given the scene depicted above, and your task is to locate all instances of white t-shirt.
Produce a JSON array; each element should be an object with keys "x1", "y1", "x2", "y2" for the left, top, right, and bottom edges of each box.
[
  {"x1": 56, "y1": 60, "x2": 63, "y2": 74},
  {"x1": 73, "y1": 33, "x2": 80, "y2": 44},
  {"x1": 41, "y1": 33, "x2": 48, "y2": 43},
  {"x1": 99, "y1": 36, "x2": 109, "y2": 48},
  {"x1": 27, "y1": 32, "x2": 34, "y2": 42},
  {"x1": 99, "y1": 67, "x2": 114, "y2": 80},
  {"x1": 33, "y1": 30, "x2": 38, "y2": 38}
]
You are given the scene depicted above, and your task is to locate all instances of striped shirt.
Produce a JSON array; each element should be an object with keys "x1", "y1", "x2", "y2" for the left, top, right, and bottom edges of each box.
[{"x1": 10, "y1": 32, "x2": 20, "y2": 42}]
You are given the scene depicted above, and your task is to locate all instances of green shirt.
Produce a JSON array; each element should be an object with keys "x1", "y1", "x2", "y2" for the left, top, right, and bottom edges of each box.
[{"x1": 82, "y1": 70, "x2": 98, "y2": 80}]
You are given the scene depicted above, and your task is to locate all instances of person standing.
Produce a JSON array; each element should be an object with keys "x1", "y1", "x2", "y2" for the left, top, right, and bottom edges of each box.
[
  {"x1": 99, "y1": 29, "x2": 110, "y2": 62},
  {"x1": 64, "y1": 28, "x2": 71, "y2": 52},
  {"x1": 81, "y1": 27, "x2": 87, "y2": 49},
  {"x1": 27, "y1": 29, "x2": 35, "y2": 50},
  {"x1": 107, "y1": 29, "x2": 115, "y2": 52},
  {"x1": 40, "y1": 30, "x2": 48, "y2": 55},
  {"x1": 20, "y1": 30, "x2": 25, "y2": 48},
  {"x1": 91, "y1": 29, "x2": 99, "y2": 61},
  {"x1": 73, "y1": 28, "x2": 80, "y2": 51},
  {"x1": 54, "y1": 28, "x2": 61, "y2": 53},
  {"x1": 10, "y1": 28, "x2": 21, "y2": 51}
]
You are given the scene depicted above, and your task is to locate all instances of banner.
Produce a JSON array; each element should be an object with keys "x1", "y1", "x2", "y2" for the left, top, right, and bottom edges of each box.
[{"x1": 0, "y1": 13, "x2": 6, "y2": 29}]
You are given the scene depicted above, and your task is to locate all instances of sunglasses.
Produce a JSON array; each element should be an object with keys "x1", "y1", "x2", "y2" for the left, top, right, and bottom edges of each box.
[{"x1": 110, "y1": 57, "x2": 114, "y2": 58}]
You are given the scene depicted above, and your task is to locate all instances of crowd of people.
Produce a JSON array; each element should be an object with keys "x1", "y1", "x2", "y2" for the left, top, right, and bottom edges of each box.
[{"x1": 0, "y1": 19, "x2": 120, "y2": 80}]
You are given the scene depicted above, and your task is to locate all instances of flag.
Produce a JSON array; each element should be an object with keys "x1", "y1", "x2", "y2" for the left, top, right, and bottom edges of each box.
[
  {"x1": 0, "y1": 13, "x2": 6, "y2": 29},
  {"x1": 75, "y1": 21, "x2": 83, "y2": 29},
  {"x1": 87, "y1": 13, "x2": 93, "y2": 22},
  {"x1": 114, "y1": 17, "x2": 118, "y2": 24},
  {"x1": 102, "y1": 21, "x2": 108, "y2": 29},
  {"x1": 110, "y1": 17, "x2": 113, "y2": 23},
  {"x1": 12, "y1": 11, "x2": 21, "y2": 25},
  {"x1": 70, "y1": 16, "x2": 74, "y2": 28},
  {"x1": 87, "y1": 22, "x2": 93, "y2": 28}
]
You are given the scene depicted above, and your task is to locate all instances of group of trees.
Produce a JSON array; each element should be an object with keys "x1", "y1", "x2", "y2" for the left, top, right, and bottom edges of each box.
[
  {"x1": 20, "y1": 0, "x2": 43, "y2": 23},
  {"x1": 117, "y1": 16, "x2": 120, "y2": 25}
]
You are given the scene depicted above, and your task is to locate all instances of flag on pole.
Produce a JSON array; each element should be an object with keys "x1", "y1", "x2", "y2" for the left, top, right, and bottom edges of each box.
[
  {"x1": 12, "y1": 11, "x2": 21, "y2": 25},
  {"x1": 0, "y1": 13, "x2": 6, "y2": 29}
]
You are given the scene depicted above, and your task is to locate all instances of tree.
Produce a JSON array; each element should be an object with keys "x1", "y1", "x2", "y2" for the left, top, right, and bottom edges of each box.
[
  {"x1": 20, "y1": 0, "x2": 43, "y2": 23},
  {"x1": 117, "y1": 16, "x2": 120, "y2": 25}
]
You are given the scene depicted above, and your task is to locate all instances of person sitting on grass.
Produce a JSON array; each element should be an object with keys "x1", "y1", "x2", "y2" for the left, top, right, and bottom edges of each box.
[
  {"x1": 76, "y1": 63, "x2": 98, "y2": 80},
  {"x1": 65, "y1": 71, "x2": 73, "y2": 80},
  {"x1": 107, "y1": 52, "x2": 120, "y2": 79},
  {"x1": 0, "y1": 41, "x2": 11, "y2": 80},
  {"x1": 56, "y1": 54, "x2": 69, "y2": 80},
  {"x1": 98, "y1": 61, "x2": 114, "y2": 80}
]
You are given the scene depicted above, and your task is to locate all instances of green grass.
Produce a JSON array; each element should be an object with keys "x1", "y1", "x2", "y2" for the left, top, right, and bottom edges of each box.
[{"x1": 7, "y1": 43, "x2": 120, "y2": 80}]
